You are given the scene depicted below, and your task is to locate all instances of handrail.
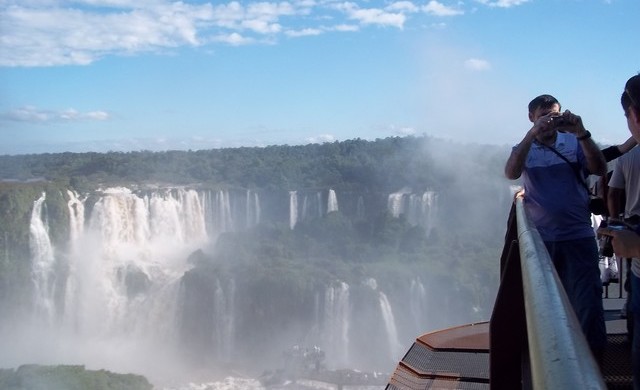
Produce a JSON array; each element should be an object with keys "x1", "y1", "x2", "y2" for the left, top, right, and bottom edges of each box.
[
  {"x1": 490, "y1": 193, "x2": 606, "y2": 389},
  {"x1": 514, "y1": 194, "x2": 605, "y2": 389}
]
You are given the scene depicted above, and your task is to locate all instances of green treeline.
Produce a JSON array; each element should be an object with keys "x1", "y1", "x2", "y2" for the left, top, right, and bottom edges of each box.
[{"x1": 0, "y1": 136, "x2": 484, "y2": 192}]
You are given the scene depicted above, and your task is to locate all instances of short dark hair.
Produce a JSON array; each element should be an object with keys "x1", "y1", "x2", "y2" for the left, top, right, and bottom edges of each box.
[
  {"x1": 622, "y1": 74, "x2": 640, "y2": 116},
  {"x1": 528, "y1": 94, "x2": 561, "y2": 114}
]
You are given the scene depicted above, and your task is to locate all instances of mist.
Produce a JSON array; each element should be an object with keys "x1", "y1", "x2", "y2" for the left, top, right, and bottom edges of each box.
[{"x1": 0, "y1": 137, "x2": 514, "y2": 389}]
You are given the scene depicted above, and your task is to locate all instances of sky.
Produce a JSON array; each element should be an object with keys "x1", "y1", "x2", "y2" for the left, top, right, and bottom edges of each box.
[{"x1": 0, "y1": 0, "x2": 639, "y2": 155}]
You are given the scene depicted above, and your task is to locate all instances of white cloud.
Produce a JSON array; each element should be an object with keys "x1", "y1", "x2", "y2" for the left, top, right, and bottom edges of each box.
[
  {"x1": 334, "y1": 3, "x2": 406, "y2": 28},
  {"x1": 422, "y1": 1, "x2": 464, "y2": 16},
  {"x1": 1, "y1": 2, "x2": 214, "y2": 66},
  {"x1": 241, "y1": 19, "x2": 282, "y2": 34},
  {"x1": 464, "y1": 58, "x2": 491, "y2": 71},
  {"x1": 0, "y1": 0, "x2": 512, "y2": 67},
  {"x1": 332, "y1": 24, "x2": 359, "y2": 32},
  {"x1": 2, "y1": 106, "x2": 110, "y2": 123},
  {"x1": 213, "y1": 32, "x2": 255, "y2": 46},
  {"x1": 474, "y1": 0, "x2": 530, "y2": 8},
  {"x1": 286, "y1": 28, "x2": 324, "y2": 37},
  {"x1": 386, "y1": 1, "x2": 420, "y2": 13},
  {"x1": 307, "y1": 134, "x2": 336, "y2": 143}
]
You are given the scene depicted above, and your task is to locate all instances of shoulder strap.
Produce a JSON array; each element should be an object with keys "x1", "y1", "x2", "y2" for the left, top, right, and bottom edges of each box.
[{"x1": 542, "y1": 144, "x2": 593, "y2": 195}]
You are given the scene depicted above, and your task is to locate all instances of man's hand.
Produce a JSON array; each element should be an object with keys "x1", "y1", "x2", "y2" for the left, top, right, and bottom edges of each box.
[
  {"x1": 555, "y1": 110, "x2": 587, "y2": 137},
  {"x1": 532, "y1": 112, "x2": 557, "y2": 139},
  {"x1": 597, "y1": 226, "x2": 640, "y2": 258}
]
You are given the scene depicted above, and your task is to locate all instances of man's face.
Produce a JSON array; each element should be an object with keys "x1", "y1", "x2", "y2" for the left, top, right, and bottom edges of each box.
[
  {"x1": 530, "y1": 103, "x2": 561, "y2": 142},
  {"x1": 530, "y1": 103, "x2": 561, "y2": 122}
]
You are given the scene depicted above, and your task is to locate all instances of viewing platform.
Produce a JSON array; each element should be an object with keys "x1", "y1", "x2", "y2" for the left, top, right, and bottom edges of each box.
[{"x1": 386, "y1": 195, "x2": 633, "y2": 389}]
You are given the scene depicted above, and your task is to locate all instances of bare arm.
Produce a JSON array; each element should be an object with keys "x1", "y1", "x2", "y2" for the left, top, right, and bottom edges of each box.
[
  {"x1": 504, "y1": 129, "x2": 537, "y2": 180},
  {"x1": 618, "y1": 136, "x2": 637, "y2": 154},
  {"x1": 562, "y1": 110, "x2": 607, "y2": 176},
  {"x1": 504, "y1": 113, "x2": 556, "y2": 180},
  {"x1": 579, "y1": 135, "x2": 608, "y2": 176}
]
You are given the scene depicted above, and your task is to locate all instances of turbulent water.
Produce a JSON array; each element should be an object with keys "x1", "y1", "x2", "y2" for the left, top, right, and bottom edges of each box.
[{"x1": 2, "y1": 185, "x2": 473, "y2": 388}]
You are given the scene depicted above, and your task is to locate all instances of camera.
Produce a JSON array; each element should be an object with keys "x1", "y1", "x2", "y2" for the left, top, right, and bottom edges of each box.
[
  {"x1": 598, "y1": 221, "x2": 627, "y2": 257},
  {"x1": 550, "y1": 115, "x2": 568, "y2": 128},
  {"x1": 599, "y1": 236, "x2": 614, "y2": 258}
]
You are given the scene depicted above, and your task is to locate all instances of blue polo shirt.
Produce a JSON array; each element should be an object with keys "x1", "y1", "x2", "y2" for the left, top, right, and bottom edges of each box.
[{"x1": 517, "y1": 132, "x2": 593, "y2": 241}]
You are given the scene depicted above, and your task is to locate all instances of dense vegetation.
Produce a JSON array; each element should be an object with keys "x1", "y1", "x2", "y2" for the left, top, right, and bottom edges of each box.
[
  {"x1": 0, "y1": 136, "x2": 498, "y2": 192},
  {"x1": 0, "y1": 365, "x2": 152, "y2": 390}
]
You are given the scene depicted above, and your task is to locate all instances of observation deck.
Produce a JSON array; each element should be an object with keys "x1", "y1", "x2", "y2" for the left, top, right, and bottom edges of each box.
[{"x1": 386, "y1": 196, "x2": 633, "y2": 389}]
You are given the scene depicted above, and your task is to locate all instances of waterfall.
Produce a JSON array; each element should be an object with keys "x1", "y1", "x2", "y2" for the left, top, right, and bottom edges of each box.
[
  {"x1": 61, "y1": 187, "x2": 209, "y2": 340},
  {"x1": 67, "y1": 190, "x2": 85, "y2": 243},
  {"x1": 316, "y1": 191, "x2": 323, "y2": 216},
  {"x1": 301, "y1": 195, "x2": 309, "y2": 222},
  {"x1": 409, "y1": 278, "x2": 427, "y2": 332},
  {"x1": 387, "y1": 189, "x2": 408, "y2": 218},
  {"x1": 324, "y1": 281, "x2": 350, "y2": 367},
  {"x1": 356, "y1": 196, "x2": 365, "y2": 219},
  {"x1": 30, "y1": 193, "x2": 56, "y2": 324},
  {"x1": 427, "y1": 191, "x2": 438, "y2": 235},
  {"x1": 208, "y1": 190, "x2": 233, "y2": 234},
  {"x1": 245, "y1": 190, "x2": 261, "y2": 228},
  {"x1": 388, "y1": 189, "x2": 438, "y2": 234},
  {"x1": 327, "y1": 189, "x2": 338, "y2": 213},
  {"x1": 379, "y1": 291, "x2": 402, "y2": 362},
  {"x1": 214, "y1": 278, "x2": 235, "y2": 360},
  {"x1": 289, "y1": 191, "x2": 298, "y2": 229}
]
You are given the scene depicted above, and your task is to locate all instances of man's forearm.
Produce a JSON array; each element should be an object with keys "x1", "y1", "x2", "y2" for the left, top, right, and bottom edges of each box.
[
  {"x1": 579, "y1": 135, "x2": 607, "y2": 176},
  {"x1": 505, "y1": 130, "x2": 536, "y2": 180}
]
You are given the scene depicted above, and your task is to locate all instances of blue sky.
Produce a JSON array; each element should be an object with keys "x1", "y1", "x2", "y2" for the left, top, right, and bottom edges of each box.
[{"x1": 0, "y1": 0, "x2": 639, "y2": 155}]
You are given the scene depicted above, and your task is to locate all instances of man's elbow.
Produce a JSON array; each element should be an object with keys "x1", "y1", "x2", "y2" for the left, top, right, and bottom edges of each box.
[{"x1": 504, "y1": 167, "x2": 521, "y2": 180}]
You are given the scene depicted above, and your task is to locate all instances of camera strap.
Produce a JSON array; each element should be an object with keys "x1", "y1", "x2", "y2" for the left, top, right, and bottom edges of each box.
[{"x1": 541, "y1": 144, "x2": 594, "y2": 196}]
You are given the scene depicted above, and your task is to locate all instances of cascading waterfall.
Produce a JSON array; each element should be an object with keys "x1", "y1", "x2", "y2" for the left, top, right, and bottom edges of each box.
[
  {"x1": 316, "y1": 192, "x2": 323, "y2": 217},
  {"x1": 67, "y1": 190, "x2": 85, "y2": 243},
  {"x1": 301, "y1": 195, "x2": 309, "y2": 222},
  {"x1": 327, "y1": 189, "x2": 338, "y2": 213},
  {"x1": 25, "y1": 186, "x2": 213, "y2": 382},
  {"x1": 409, "y1": 278, "x2": 427, "y2": 332},
  {"x1": 202, "y1": 189, "x2": 261, "y2": 236},
  {"x1": 205, "y1": 189, "x2": 233, "y2": 235},
  {"x1": 13, "y1": 185, "x2": 480, "y2": 387},
  {"x1": 387, "y1": 190, "x2": 407, "y2": 218},
  {"x1": 289, "y1": 191, "x2": 298, "y2": 229},
  {"x1": 246, "y1": 190, "x2": 261, "y2": 228},
  {"x1": 379, "y1": 291, "x2": 402, "y2": 363},
  {"x1": 30, "y1": 193, "x2": 56, "y2": 324},
  {"x1": 356, "y1": 196, "x2": 365, "y2": 219},
  {"x1": 213, "y1": 278, "x2": 236, "y2": 361},
  {"x1": 64, "y1": 188, "x2": 208, "y2": 338},
  {"x1": 323, "y1": 281, "x2": 350, "y2": 367},
  {"x1": 388, "y1": 189, "x2": 437, "y2": 234}
]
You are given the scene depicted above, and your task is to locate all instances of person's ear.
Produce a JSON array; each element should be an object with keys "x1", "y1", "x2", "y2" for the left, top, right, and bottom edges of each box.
[
  {"x1": 528, "y1": 111, "x2": 534, "y2": 123},
  {"x1": 630, "y1": 108, "x2": 640, "y2": 127}
]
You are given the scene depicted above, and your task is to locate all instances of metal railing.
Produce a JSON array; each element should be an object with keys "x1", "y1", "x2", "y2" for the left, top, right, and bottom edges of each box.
[{"x1": 489, "y1": 193, "x2": 606, "y2": 389}]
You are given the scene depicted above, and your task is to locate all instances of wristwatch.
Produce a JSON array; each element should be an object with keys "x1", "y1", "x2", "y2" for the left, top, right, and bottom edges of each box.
[{"x1": 577, "y1": 130, "x2": 591, "y2": 141}]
